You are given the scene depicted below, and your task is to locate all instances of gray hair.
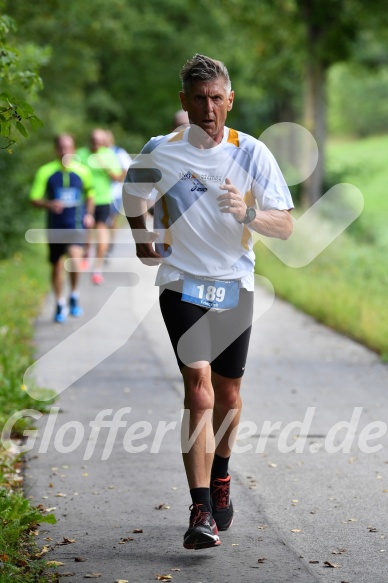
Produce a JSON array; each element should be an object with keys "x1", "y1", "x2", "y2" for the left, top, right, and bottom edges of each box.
[{"x1": 179, "y1": 54, "x2": 231, "y2": 95}]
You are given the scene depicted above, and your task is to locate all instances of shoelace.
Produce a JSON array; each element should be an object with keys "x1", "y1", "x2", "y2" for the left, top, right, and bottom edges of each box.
[
  {"x1": 189, "y1": 504, "x2": 211, "y2": 526},
  {"x1": 212, "y1": 480, "x2": 229, "y2": 508}
]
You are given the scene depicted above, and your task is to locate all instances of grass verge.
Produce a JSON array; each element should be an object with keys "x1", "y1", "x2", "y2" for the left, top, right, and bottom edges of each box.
[
  {"x1": 255, "y1": 234, "x2": 388, "y2": 359},
  {"x1": 0, "y1": 243, "x2": 57, "y2": 582},
  {"x1": 255, "y1": 133, "x2": 388, "y2": 361}
]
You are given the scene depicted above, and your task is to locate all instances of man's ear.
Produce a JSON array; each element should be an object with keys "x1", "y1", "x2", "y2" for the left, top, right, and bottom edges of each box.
[
  {"x1": 179, "y1": 91, "x2": 187, "y2": 111},
  {"x1": 227, "y1": 91, "x2": 235, "y2": 111}
]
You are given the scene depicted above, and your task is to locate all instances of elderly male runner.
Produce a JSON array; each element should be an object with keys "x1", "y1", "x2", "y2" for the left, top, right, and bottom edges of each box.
[{"x1": 124, "y1": 54, "x2": 293, "y2": 550}]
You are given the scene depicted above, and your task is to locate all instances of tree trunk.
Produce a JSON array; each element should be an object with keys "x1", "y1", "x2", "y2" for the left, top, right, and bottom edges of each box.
[{"x1": 301, "y1": 56, "x2": 327, "y2": 207}]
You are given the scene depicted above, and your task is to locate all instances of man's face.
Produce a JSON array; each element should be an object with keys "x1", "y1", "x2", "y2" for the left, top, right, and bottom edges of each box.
[
  {"x1": 90, "y1": 129, "x2": 107, "y2": 152},
  {"x1": 56, "y1": 136, "x2": 75, "y2": 160},
  {"x1": 180, "y1": 78, "x2": 234, "y2": 145}
]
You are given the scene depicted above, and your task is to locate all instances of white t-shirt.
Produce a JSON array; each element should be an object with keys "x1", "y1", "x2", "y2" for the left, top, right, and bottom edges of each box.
[{"x1": 124, "y1": 126, "x2": 293, "y2": 290}]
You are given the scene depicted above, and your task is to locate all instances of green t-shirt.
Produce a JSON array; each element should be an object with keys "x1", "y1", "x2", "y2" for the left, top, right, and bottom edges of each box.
[
  {"x1": 29, "y1": 159, "x2": 95, "y2": 229},
  {"x1": 76, "y1": 146, "x2": 121, "y2": 205},
  {"x1": 30, "y1": 160, "x2": 94, "y2": 202}
]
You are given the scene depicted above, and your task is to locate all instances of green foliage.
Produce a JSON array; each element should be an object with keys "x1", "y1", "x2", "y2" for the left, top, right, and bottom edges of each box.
[
  {"x1": 327, "y1": 133, "x2": 388, "y2": 246},
  {"x1": 0, "y1": 244, "x2": 54, "y2": 433},
  {"x1": 0, "y1": 7, "x2": 46, "y2": 150},
  {"x1": 2, "y1": 0, "x2": 388, "y2": 253},
  {"x1": 0, "y1": 488, "x2": 56, "y2": 583},
  {"x1": 256, "y1": 235, "x2": 388, "y2": 357},
  {"x1": 0, "y1": 489, "x2": 56, "y2": 528},
  {"x1": 328, "y1": 62, "x2": 388, "y2": 138},
  {"x1": 0, "y1": 146, "x2": 36, "y2": 259},
  {"x1": 256, "y1": 132, "x2": 388, "y2": 359},
  {"x1": 0, "y1": 245, "x2": 56, "y2": 581}
]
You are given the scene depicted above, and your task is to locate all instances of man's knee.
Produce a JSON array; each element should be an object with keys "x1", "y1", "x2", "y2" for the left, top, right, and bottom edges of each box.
[
  {"x1": 183, "y1": 366, "x2": 213, "y2": 411},
  {"x1": 213, "y1": 377, "x2": 242, "y2": 412}
]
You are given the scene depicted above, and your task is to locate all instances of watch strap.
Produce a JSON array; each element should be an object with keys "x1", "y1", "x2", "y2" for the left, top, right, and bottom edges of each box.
[{"x1": 237, "y1": 206, "x2": 256, "y2": 224}]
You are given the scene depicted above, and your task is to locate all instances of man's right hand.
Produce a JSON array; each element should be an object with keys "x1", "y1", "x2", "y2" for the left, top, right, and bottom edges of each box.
[
  {"x1": 49, "y1": 200, "x2": 65, "y2": 214},
  {"x1": 135, "y1": 231, "x2": 162, "y2": 266}
]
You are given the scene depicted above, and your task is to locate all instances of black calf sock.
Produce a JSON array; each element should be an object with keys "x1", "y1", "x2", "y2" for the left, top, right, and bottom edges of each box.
[
  {"x1": 190, "y1": 487, "x2": 211, "y2": 512},
  {"x1": 211, "y1": 453, "x2": 230, "y2": 480}
]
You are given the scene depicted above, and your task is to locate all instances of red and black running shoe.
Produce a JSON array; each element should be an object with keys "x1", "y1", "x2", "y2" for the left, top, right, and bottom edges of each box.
[
  {"x1": 183, "y1": 503, "x2": 221, "y2": 550},
  {"x1": 211, "y1": 475, "x2": 234, "y2": 531}
]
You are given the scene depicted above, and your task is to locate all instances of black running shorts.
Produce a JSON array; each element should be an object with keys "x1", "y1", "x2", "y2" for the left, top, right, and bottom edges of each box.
[
  {"x1": 159, "y1": 280, "x2": 254, "y2": 379},
  {"x1": 94, "y1": 203, "x2": 111, "y2": 224}
]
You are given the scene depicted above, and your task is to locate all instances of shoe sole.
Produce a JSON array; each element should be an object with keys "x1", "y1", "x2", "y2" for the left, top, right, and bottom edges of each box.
[
  {"x1": 184, "y1": 532, "x2": 221, "y2": 550},
  {"x1": 70, "y1": 310, "x2": 83, "y2": 317}
]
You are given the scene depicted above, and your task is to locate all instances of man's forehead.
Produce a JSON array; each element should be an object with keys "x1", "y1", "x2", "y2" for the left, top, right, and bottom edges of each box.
[
  {"x1": 58, "y1": 137, "x2": 74, "y2": 147},
  {"x1": 189, "y1": 79, "x2": 227, "y2": 95}
]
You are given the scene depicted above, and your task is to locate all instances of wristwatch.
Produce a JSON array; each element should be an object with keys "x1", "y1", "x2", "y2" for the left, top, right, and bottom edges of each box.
[{"x1": 236, "y1": 206, "x2": 256, "y2": 225}]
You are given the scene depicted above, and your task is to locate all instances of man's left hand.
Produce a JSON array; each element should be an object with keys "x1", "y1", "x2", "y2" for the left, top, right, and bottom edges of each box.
[{"x1": 218, "y1": 178, "x2": 246, "y2": 222}]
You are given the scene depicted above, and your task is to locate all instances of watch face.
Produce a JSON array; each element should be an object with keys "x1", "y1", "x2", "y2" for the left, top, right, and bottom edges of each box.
[{"x1": 244, "y1": 207, "x2": 256, "y2": 223}]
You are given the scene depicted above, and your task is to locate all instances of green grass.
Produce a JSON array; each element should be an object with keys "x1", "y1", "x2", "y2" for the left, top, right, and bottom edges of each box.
[
  {"x1": 0, "y1": 244, "x2": 55, "y2": 431},
  {"x1": 0, "y1": 243, "x2": 57, "y2": 582},
  {"x1": 255, "y1": 133, "x2": 388, "y2": 361},
  {"x1": 327, "y1": 133, "x2": 388, "y2": 246}
]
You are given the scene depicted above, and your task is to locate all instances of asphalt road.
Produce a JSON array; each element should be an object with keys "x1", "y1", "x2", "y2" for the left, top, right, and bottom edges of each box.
[{"x1": 23, "y1": 226, "x2": 388, "y2": 583}]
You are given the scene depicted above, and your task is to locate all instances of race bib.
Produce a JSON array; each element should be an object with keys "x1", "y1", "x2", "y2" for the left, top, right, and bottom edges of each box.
[
  {"x1": 182, "y1": 274, "x2": 240, "y2": 310},
  {"x1": 54, "y1": 187, "x2": 81, "y2": 208}
]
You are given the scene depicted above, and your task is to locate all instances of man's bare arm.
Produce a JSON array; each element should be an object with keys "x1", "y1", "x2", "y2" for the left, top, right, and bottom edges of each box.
[
  {"x1": 218, "y1": 178, "x2": 293, "y2": 240},
  {"x1": 123, "y1": 188, "x2": 162, "y2": 264}
]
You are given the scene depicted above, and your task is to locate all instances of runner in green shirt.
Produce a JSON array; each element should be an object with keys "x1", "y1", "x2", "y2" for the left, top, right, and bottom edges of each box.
[
  {"x1": 77, "y1": 129, "x2": 122, "y2": 284},
  {"x1": 30, "y1": 134, "x2": 95, "y2": 323}
]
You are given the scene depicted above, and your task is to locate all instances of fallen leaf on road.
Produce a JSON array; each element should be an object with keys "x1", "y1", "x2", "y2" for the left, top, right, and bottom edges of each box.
[
  {"x1": 133, "y1": 529, "x2": 143, "y2": 533},
  {"x1": 58, "y1": 537, "x2": 76, "y2": 545},
  {"x1": 257, "y1": 558, "x2": 266, "y2": 563},
  {"x1": 309, "y1": 560, "x2": 319, "y2": 564},
  {"x1": 46, "y1": 561, "x2": 64, "y2": 567},
  {"x1": 44, "y1": 507, "x2": 57, "y2": 512},
  {"x1": 231, "y1": 543, "x2": 239, "y2": 546},
  {"x1": 368, "y1": 526, "x2": 378, "y2": 532},
  {"x1": 156, "y1": 576, "x2": 172, "y2": 581},
  {"x1": 324, "y1": 561, "x2": 340, "y2": 568},
  {"x1": 118, "y1": 538, "x2": 134, "y2": 544},
  {"x1": 155, "y1": 504, "x2": 170, "y2": 510},
  {"x1": 332, "y1": 548, "x2": 346, "y2": 555},
  {"x1": 257, "y1": 524, "x2": 268, "y2": 530},
  {"x1": 291, "y1": 529, "x2": 302, "y2": 533},
  {"x1": 84, "y1": 575, "x2": 102, "y2": 579},
  {"x1": 115, "y1": 580, "x2": 129, "y2": 583},
  {"x1": 55, "y1": 493, "x2": 67, "y2": 497},
  {"x1": 35, "y1": 546, "x2": 50, "y2": 558},
  {"x1": 74, "y1": 557, "x2": 87, "y2": 562},
  {"x1": 268, "y1": 463, "x2": 277, "y2": 468},
  {"x1": 170, "y1": 568, "x2": 180, "y2": 571}
]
